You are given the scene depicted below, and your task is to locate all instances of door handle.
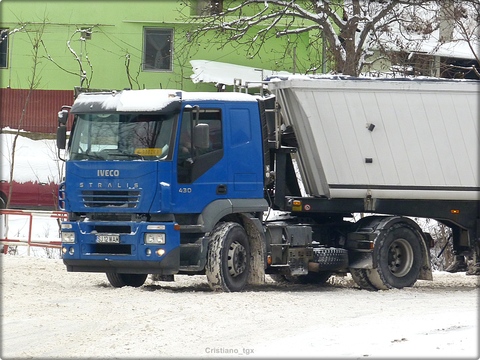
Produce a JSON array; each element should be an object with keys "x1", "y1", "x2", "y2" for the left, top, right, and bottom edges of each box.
[{"x1": 216, "y1": 184, "x2": 227, "y2": 195}]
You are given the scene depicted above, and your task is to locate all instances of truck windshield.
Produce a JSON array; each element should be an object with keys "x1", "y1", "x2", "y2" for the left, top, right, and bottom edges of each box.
[{"x1": 69, "y1": 113, "x2": 176, "y2": 161}]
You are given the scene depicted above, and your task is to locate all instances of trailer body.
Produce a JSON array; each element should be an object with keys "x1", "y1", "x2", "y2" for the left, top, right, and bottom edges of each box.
[{"x1": 271, "y1": 78, "x2": 478, "y2": 201}]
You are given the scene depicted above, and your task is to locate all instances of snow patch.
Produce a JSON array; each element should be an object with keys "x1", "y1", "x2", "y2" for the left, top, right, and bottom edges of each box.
[
  {"x1": 1, "y1": 132, "x2": 61, "y2": 183},
  {"x1": 190, "y1": 59, "x2": 293, "y2": 87}
]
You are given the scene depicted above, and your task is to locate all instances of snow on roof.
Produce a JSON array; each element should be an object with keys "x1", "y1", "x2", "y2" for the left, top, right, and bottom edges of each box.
[
  {"x1": 379, "y1": 28, "x2": 479, "y2": 61},
  {"x1": 73, "y1": 89, "x2": 182, "y2": 112},
  {"x1": 411, "y1": 38, "x2": 478, "y2": 60},
  {"x1": 375, "y1": 3, "x2": 479, "y2": 61},
  {"x1": 72, "y1": 88, "x2": 257, "y2": 113},
  {"x1": 267, "y1": 74, "x2": 479, "y2": 93},
  {"x1": 182, "y1": 91, "x2": 256, "y2": 102},
  {"x1": 190, "y1": 60, "x2": 292, "y2": 87}
]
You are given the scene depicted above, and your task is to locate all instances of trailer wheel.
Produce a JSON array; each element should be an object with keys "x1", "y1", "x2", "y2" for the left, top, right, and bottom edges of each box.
[
  {"x1": 106, "y1": 273, "x2": 147, "y2": 288},
  {"x1": 206, "y1": 222, "x2": 250, "y2": 292},
  {"x1": 367, "y1": 223, "x2": 422, "y2": 290},
  {"x1": 349, "y1": 269, "x2": 378, "y2": 291}
]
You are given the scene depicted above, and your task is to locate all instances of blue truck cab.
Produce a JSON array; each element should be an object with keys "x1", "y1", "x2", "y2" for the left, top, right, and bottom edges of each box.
[{"x1": 57, "y1": 89, "x2": 269, "y2": 290}]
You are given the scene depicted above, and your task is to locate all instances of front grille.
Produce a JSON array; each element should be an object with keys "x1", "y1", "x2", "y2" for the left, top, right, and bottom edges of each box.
[{"x1": 81, "y1": 190, "x2": 140, "y2": 208}]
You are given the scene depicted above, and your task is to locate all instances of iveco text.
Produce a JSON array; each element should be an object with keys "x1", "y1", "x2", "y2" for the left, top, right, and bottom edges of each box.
[{"x1": 97, "y1": 170, "x2": 120, "y2": 176}]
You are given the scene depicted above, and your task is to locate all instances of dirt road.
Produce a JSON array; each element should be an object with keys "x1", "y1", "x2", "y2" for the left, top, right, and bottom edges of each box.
[{"x1": 1, "y1": 255, "x2": 478, "y2": 359}]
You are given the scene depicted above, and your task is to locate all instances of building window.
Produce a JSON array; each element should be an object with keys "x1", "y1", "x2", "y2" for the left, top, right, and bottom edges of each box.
[
  {"x1": 143, "y1": 28, "x2": 173, "y2": 72},
  {"x1": 0, "y1": 29, "x2": 8, "y2": 69},
  {"x1": 191, "y1": 0, "x2": 223, "y2": 16}
]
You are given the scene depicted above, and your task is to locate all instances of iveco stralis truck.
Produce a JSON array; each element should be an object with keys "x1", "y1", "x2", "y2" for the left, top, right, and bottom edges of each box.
[{"x1": 56, "y1": 77, "x2": 479, "y2": 291}]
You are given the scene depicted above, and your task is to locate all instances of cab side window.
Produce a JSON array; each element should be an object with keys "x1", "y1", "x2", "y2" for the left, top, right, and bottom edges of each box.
[{"x1": 177, "y1": 108, "x2": 223, "y2": 183}]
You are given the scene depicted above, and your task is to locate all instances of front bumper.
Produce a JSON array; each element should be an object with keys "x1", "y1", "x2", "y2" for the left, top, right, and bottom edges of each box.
[
  {"x1": 61, "y1": 220, "x2": 180, "y2": 274},
  {"x1": 63, "y1": 247, "x2": 180, "y2": 274}
]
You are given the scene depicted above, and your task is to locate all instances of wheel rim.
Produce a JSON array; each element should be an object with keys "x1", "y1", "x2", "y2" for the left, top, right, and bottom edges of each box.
[
  {"x1": 227, "y1": 241, "x2": 247, "y2": 277},
  {"x1": 388, "y1": 238, "x2": 414, "y2": 277}
]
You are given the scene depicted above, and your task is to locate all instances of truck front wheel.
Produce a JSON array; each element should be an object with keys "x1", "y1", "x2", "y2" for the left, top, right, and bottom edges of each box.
[
  {"x1": 206, "y1": 222, "x2": 250, "y2": 292},
  {"x1": 106, "y1": 273, "x2": 147, "y2": 288},
  {"x1": 367, "y1": 223, "x2": 422, "y2": 290}
]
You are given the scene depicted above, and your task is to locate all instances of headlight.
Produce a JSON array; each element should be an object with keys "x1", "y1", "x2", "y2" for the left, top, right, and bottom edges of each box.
[
  {"x1": 62, "y1": 232, "x2": 75, "y2": 243},
  {"x1": 144, "y1": 233, "x2": 165, "y2": 244}
]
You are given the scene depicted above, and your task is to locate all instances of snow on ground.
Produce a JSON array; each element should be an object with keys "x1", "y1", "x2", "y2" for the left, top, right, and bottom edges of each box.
[
  {"x1": 1, "y1": 254, "x2": 478, "y2": 359},
  {"x1": 0, "y1": 131, "x2": 61, "y2": 183}
]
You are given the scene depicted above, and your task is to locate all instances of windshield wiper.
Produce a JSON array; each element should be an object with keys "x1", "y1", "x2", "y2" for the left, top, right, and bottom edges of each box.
[
  {"x1": 70, "y1": 151, "x2": 105, "y2": 160},
  {"x1": 107, "y1": 152, "x2": 144, "y2": 160}
]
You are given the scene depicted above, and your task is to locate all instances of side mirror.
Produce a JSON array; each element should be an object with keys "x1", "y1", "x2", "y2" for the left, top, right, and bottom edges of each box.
[
  {"x1": 58, "y1": 109, "x2": 70, "y2": 125},
  {"x1": 193, "y1": 123, "x2": 210, "y2": 149},
  {"x1": 57, "y1": 125, "x2": 67, "y2": 150},
  {"x1": 56, "y1": 106, "x2": 71, "y2": 162}
]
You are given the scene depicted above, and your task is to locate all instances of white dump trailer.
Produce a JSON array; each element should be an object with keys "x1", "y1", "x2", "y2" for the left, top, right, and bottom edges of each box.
[
  {"x1": 270, "y1": 77, "x2": 479, "y2": 201},
  {"x1": 264, "y1": 77, "x2": 479, "y2": 289}
]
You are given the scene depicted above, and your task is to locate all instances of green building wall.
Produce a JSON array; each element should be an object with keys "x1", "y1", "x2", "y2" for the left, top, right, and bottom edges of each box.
[{"x1": 0, "y1": 1, "x2": 316, "y2": 92}]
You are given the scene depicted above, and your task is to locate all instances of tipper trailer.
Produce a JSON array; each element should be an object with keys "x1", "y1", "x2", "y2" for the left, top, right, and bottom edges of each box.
[{"x1": 56, "y1": 77, "x2": 479, "y2": 291}]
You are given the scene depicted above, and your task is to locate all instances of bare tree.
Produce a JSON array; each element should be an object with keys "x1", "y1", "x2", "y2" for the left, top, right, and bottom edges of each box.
[
  {"x1": 125, "y1": 53, "x2": 142, "y2": 90},
  {"x1": 5, "y1": 21, "x2": 45, "y2": 208},
  {"x1": 42, "y1": 26, "x2": 95, "y2": 88},
  {"x1": 172, "y1": 25, "x2": 203, "y2": 89},
  {"x1": 181, "y1": 0, "x2": 479, "y2": 77},
  {"x1": 439, "y1": 1, "x2": 479, "y2": 78}
]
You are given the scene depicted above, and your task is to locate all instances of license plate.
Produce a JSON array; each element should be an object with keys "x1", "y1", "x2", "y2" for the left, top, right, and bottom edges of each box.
[{"x1": 96, "y1": 234, "x2": 120, "y2": 243}]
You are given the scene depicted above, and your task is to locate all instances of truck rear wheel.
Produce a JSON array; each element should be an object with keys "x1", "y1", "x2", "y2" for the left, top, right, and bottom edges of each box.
[
  {"x1": 106, "y1": 273, "x2": 147, "y2": 288},
  {"x1": 367, "y1": 223, "x2": 422, "y2": 290},
  {"x1": 206, "y1": 222, "x2": 250, "y2": 292}
]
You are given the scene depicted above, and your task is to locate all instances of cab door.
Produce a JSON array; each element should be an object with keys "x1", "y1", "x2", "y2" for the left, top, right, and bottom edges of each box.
[{"x1": 173, "y1": 106, "x2": 226, "y2": 213}]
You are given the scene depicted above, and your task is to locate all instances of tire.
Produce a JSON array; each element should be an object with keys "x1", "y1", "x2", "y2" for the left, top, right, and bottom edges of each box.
[
  {"x1": 313, "y1": 248, "x2": 349, "y2": 271},
  {"x1": 350, "y1": 268, "x2": 378, "y2": 291},
  {"x1": 106, "y1": 273, "x2": 147, "y2": 288},
  {"x1": 206, "y1": 222, "x2": 250, "y2": 292},
  {"x1": 367, "y1": 223, "x2": 423, "y2": 290}
]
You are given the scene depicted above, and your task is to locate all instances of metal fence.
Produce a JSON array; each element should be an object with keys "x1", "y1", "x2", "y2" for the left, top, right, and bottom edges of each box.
[{"x1": 0, "y1": 209, "x2": 67, "y2": 255}]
